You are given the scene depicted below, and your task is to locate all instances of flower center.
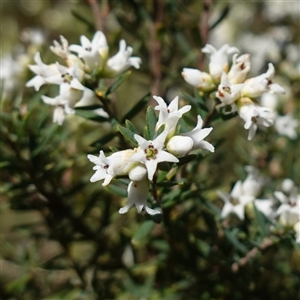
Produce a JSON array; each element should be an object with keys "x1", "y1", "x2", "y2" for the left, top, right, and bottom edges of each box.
[
  {"x1": 61, "y1": 73, "x2": 73, "y2": 84},
  {"x1": 223, "y1": 86, "x2": 231, "y2": 94},
  {"x1": 230, "y1": 197, "x2": 240, "y2": 206},
  {"x1": 145, "y1": 144, "x2": 158, "y2": 160}
]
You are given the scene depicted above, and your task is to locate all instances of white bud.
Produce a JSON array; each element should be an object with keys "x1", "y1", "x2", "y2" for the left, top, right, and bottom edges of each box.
[
  {"x1": 129, "y1": 165, "x2": 148, "y2": 181},
  {"x1": 182, "y1": 68, "x2": 216, "y2": 92},
  {"x1": 167, "y1": 136, "x2": 194, "y2": 157}
]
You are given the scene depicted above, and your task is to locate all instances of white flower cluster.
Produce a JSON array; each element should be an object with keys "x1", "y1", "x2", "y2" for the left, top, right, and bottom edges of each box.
[
  {"x1": 218, "y1": 168, "x2": 300, "y2": 243},
  {"x1": 88, "y1": 95, "x2": 215, "y2": 215},
  {"x1": 26, "y1": 31, "x2": 141, "y2": 125},
  {"x1": 182, "y1": 44, "x2": 285, "y2": 140}
]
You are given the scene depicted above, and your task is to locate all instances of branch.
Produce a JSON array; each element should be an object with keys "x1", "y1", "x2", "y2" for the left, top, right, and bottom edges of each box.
[
  {"x1": 231, "y1": 237, "x2": 274, "y2": 272},
  {"x1": 198, "y1": 0, "x2": 212, "y2": 70},
  {"x1": 86, "y1": 0, "x2": 109, "y2": 32},
  {"x1": 149, "y1": 0, "x2": 163, "y2": 101}
]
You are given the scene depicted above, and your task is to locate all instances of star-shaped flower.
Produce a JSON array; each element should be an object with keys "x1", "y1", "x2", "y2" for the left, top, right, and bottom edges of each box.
[
  {"x1": 103, "y1": 40, "x2": 141, "y2": 77},
  {"x1": 217, "y1": 181, "x2": 254, "y2": 220},
  {"x1": 69, "y1": 31, "x2": 108, "y2": 71},
  {"x1": 129, "y1": 126, "x2": 179, "y2": 181},
  {"x1": 182, "y1": 115, "x2": 214, "y2": 152},
  {"x1": 87, "y1": 150, "x2": 135, "y2": 186},
  {"x1": 238, "y1": 104, "x2": 275, "y2": 140},
  {"x1": 154, "y1": 95, "x2": 191, "y2": 136},
  {"x1": 202, "y1": 44, "x2": 239, "y2": 82},
  {"x1": 241, "y1": 63, "x2": 285, "y2": 98},
  {"x1": 25, "y1": 52, "x2": 59, "y2": 91}
]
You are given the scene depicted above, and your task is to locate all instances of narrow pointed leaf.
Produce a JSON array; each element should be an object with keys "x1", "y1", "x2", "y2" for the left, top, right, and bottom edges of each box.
[
  {"x1": 117, "y1": 125, "x2": 138, "y2": 146},
  {"x1": 105, "y1": 71, "x2": 132, "y2": 97},
  {"x1": 146, "y1": 106, "x2": 158, "y2": 140}
]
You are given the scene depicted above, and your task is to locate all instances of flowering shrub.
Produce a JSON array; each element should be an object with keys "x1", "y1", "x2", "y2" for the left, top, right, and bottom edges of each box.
[{"x1": 1, "y1": 1, "x2": 299, "y2": 299}]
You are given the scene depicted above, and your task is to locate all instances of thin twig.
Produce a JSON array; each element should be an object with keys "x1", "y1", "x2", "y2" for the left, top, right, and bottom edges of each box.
[
  {"x1": 150, "y1": 0, "x2": 163, "y2": 102},
  {"x1": 86, "y1": 0, "x2": 103, "y2": 31},
  {"x1": 231, "y1": 238, "x2": 274, "y2": 272},
  {"x1": 198, "y1": 0, "x2": 212, "y2": 70}
]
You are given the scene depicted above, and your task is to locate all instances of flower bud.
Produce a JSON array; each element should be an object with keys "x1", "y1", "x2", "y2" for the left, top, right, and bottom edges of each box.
[
  {"x1": 166, "y1": 136, "x2": 194, "y2": 157},
  {"x1": 129, "y1": 165, "x2": 147, "y2": 182},
  {"x1": 182, "y1": 68, "x2": 216, "y2": 92}
]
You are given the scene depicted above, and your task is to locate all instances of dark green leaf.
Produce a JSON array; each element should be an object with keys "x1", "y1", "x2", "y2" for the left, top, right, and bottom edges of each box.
[
  {"x1": 224, "y1": 229, "x2": 248, "y2": 254},
  {"x1": 125, "y1": 120, "x2": 139, "y2": 134},
  {"x1": 117, "y1": 125, "x2": 138, "y2": 146},
  {"x1": 132, "y1": 220, "x2": 154, "y2": 242},
  {"x1": 176, "y1": 154, "x2": 199, "y2": 166},
  {"x1": 105, "y1": 71, "x2": 132, "y2": 97},
  {"x1": 71, "y1": 10, "x2": 94, "y2": 31},
  {"x1": 146, "y1": 106, "x2": 158, "y2": 140},
  {"x1": 75, "y1": 108, "x2": 109, "y2": 122}
]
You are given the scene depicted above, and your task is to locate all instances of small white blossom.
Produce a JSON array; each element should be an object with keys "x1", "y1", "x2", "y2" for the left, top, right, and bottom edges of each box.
[
  {"x1": 166, "y1": 136, "x2": 194, "y2": 157},
  {"x1": 238, "y1": 104, "x2": 275, "y2": 140},
  {"x1": 119, "y1": 179, "x2": 161, "y2": 215},
  {"x1": 181, "y1": 68, "x2": 216, "y2": 92},
  {"x1": 202, "y1": 44, "x2": 239, "y2": 82},
  {"x1": 227, "y1": 53, "x2": 251, "y2": 84},
  {"x1": 242, "y1": 166, "x2": 266, "y2": 198},
  {"x1": 129, "y1": 126, "x2": 179, "y2": 181},
  {"x1": 25, "y1": 52, "x2": 59, "y2": 91},
  {"x1": 103, "y1": 40, "x2": 141, "y2": 77},
  {"x1": 154, "y1": 95, "x2": 191, "y2": 136},
  {"x1": 241, "y1": 63, "x2": 285, "y2": 98},
  {"x1": 275, "y1": 183, "x2": 300, "y2": 226},
  {"x1": 218, "y1": 181, "x2": 254, "y2": 220},
  {"x1": 216, "y1": 72, "x2": 244, "y2": 106},
  {"x1": 182, "y1": 115, "x2": 214, "y2": 152},
  {"x1": 275, "y1": 114, "x2": 298, "y2": 139},
  {"x1": 69, "y1": 31, "x2": 108, "y2": 71},
  {"x1": 87, "y1": 150, "x2": 135, "y2": 186},
  {"x1": 254, "y1": 198, "x2": 275, "y2": 219}
]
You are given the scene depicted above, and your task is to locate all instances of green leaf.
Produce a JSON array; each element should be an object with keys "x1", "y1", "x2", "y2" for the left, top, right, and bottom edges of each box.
[
  {"x1": 153, "y1": 123, "x2": 165, "y2": 139},
  {"x1": 106, "y1": 183, "x2": 127, "y2": 197},
  {"x1": 176, "y1": 154, "x2": 199, "y2": 166},
  {"x1": 224, "y1": 229, "x2": 248, "y2": 254},
  {"x1": 75, "y1": 108, "x2": 109, "y2": 122},
  {"x1": 90, "y1": 132, "x2": 116, "y2": 147},
  {"x1": 121, "y1": 93, "x2": 150, "y2": 123},
  {"x1": 253, "y1": 203, "x2": 269, "y2": 237},
  {"x1": 31, "y1": 125, "x2": 60, "y2": 157},
  {"x1": 146, "y1": 106, "x2": 158, "y2": 140},
  {"x1": 105, "y1": 71, "x2": 132, "y2": 97},
  {"x1": 125, "y1": 120, "x2": 139, "y2": 134},
  {"x1": 117, "y1": 125, "x2": 138, "y2": 146},
  {"x1": 181, "y1": 92, "x2": 207, "y2": 111},
  {"x1": 132, "y1": 220, "x2": 154, "y2": 242}
]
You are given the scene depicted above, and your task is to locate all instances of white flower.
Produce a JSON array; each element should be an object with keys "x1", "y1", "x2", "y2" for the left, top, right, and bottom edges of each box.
[
  {"x1": 119, "y1": 179, "x2": 161, "y2": 215},
  {"x1": 25, "y1": 52, "x2": 59, "y2": 91},
  {"x1": 45, "y1": 62, "x2": 85, "y2": 88},
  {"x1": 238, "y1": 104, "x2": 275, "y2": 140},
  {"x1": 259, "y1": 93, "x2": 278, "y2": 110},
  {"x1": 254, "y1": 198, "x2": 275, "y2": 219},
  {"x1": 103, "y1": 40, "x2": 141, "y2": 77},
  {"x1": 242, "y1": 166, "x2": 266, "y2": 198},
  {"x1": 217, "y1": 181, "x2": 254, "y2": 220},
  {"x1": 294, "y1": 221, "x2": 300, "y2": 243},
  {"x1": 87, "y1": 150, "x2": 135, "y2": 186},
  {"x1": 181, "y1": 68, "x2": 216, "y2": 92},
  {"x1": 202, "y1": 44, "x2": 239, "y2": 82},
  {"x1": 166, "y1": 136, "x2": 194, "y2": 157},
  {"x1": 216, "y1": 72, "x2": 244, "y2": 106},
  {"x1": 69, "y1": 31, "x2": 108, "y2": 71},
  {"x1": 275, "y1": 114, "x2": 298, "y2": 139},
  {"x1": 129, "y1": 126, "x2": 179, "y2": 181},
  {"x1": 241, "y1": 63, "x2": 285, "y2": 98},
  {"x1": 182, "y1": 115, "x2": 214, "y2": 152},
  {"x1": 227, "y1": 53, "x2": 251, "y2": 84},
  {"x1": 154, "y1": 95, "x2": 191, "y2": 136},
  {"x1": 275, "y1": 185, "x2": 300, "y2": 226}
]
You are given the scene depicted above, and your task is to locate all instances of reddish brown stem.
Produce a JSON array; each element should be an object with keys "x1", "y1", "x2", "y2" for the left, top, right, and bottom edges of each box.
[
  {"x1": 198, "y1": 0, "x2": 212, "y2": 70},
  {"x1": 150, "y1": 0, "x2": 163, "y2": 102}
]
